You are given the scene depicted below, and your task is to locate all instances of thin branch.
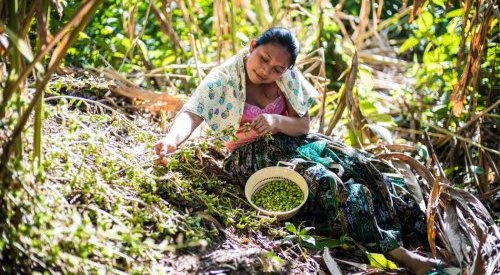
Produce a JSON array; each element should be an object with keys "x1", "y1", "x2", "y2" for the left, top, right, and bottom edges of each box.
[{"x1": 429, "y1": 125, "x2": 500, "y2": 156}]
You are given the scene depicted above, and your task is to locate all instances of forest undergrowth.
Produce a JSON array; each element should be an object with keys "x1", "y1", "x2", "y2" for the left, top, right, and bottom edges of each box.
[
  {"x1": 1, "y1": 0, "x2": 499, "y2": 273},
  {"x1": 1, "y1": 75, "x2": 498, "y2": 274},
  {"x1": 1, "y1": 77, "x2": 326, "y2": 274}
]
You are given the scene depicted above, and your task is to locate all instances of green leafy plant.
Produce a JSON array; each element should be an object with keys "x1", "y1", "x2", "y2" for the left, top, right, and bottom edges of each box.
[
  {"x1": 282, "y1": 222, "x2": 316, "y2": 247},
  {"x1": 259, "y1": 251, "x2": 285, "y2": 273},
  {"x1": 366, "y1": 251, "x2": 398, "y2": 271}
]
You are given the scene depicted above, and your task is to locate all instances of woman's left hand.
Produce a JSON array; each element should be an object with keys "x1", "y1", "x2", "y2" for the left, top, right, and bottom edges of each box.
[{"x1": 251, "y1": 114, "x2": 278, "y2": 135}]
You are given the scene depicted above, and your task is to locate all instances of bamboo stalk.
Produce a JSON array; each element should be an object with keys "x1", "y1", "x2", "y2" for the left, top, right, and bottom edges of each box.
[
  {"x1": 270, "y1": 0, "x2": 280, "y2": 17},
  {"x1": 118, "y1": 0, "x2": 152, "y2": 72},
  {"x1": 389, "y1": 126, "x2": 446, "y2": 138},
  {"x1": 229, "y1": 0, "x2": 237, "y2": 54},
  {"x1": 188, "y1": 33, "x2": 203, "y2": 82},
  {"x1": 148, "y1": 63, "x2": 217, "y2": 71},
  {"x1": 317, "y1": 2, "x2": 325, "y2": 133},
  {"x1": 352, "y1": 0, "x2": 370, "y2": 48},
  {"x1": 325, "y1": 79, "x2": 347, "y2": 136},
  {"x1": 20, "y1": 1, "x2": 36, "y2": 39},
  {"x1": 254, "y1": 0, "x2": 271, "y2": 29},
  {"x1": 325, "y1": 51, "x2": 358, "y2": 136},
  {"x1": 357, "y1": 7, "x2": 411, "y2": 43},
  {"x1": 6, "y1": 0, "x2": 24, "y2": 157},
  {"x1": 319, "y1": 48, "x2": 327, "y2": 133},
  {"x1": 151, "y1": 2, "x2": 183, "y2": 55},
  {"x1": 213, "y1": 0, "x2": 222, "y2": 63},
  {"x1": 33, "y1": 0, "x2": 50, "y2": 166}
]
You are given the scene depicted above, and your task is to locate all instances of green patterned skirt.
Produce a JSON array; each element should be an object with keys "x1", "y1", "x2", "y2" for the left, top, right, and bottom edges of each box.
[{"x1": 223, "y1": 133, "x2": 426, "y2": 253}]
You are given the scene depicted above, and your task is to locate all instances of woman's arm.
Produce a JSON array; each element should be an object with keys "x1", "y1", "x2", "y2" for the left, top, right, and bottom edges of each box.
[
  {"x1": 164, "y1": 111, "x2": 203, "y2": 146},
  {"x1": 251, "y1": 99, "x2": 310, "y2": 136},
  {"x1": 272, "y1": 113, "x2": 310, "y2": 135},
  {"x1": 154, "y1": 111, "x2": 203, "y2": 162}
]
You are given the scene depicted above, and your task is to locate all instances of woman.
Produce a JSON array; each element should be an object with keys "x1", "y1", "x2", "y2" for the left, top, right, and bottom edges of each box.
[{"x1": 155, "y1": 27, "x2": 442, "y2": 275}]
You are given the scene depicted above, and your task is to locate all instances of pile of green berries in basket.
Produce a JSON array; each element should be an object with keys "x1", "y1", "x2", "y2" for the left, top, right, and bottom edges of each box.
[{"x1": 251, "y1": 179, "x2": 304, "y2": 212}]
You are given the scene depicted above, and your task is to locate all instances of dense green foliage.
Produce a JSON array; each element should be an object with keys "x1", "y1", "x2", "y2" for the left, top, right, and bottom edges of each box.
[{"x1": 1, "y1": 94, "x2": 277, "y2": 273}]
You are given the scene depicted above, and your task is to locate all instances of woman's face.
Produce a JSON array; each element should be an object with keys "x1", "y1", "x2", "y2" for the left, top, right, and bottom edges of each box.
[{"x1": 245, "y1": 40, "x2": 291, "y2": 84}]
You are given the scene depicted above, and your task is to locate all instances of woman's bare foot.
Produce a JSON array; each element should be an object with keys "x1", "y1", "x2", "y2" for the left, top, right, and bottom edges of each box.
[{"x1": 387, "y1": 247, "x2": 442, "y2": 275}]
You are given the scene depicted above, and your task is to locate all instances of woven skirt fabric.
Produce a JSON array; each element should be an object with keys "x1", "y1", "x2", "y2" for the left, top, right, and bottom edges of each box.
[{"x1": 223, "y1": 133, "x2": 427, "y2": 253}]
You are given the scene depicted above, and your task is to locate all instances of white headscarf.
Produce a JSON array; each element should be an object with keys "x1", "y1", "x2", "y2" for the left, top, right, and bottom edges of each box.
[{"x1": 181, "y1": 48, "x2": 319, "y2": 140}]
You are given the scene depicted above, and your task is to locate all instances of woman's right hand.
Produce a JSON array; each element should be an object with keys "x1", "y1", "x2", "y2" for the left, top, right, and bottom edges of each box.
[{"x1": 154, "y1": 138, "x2": 177, "y2": 165}]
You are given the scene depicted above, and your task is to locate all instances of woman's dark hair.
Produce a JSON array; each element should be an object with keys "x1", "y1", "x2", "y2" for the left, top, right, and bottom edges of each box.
[{"x1": 255, "y1": 27, "x2": 299, "y2": 69}]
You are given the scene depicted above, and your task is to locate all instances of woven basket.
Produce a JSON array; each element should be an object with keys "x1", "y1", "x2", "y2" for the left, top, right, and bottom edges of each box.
[{"x1": 245, "y1": 161, "x2": 309, "y2": 221}]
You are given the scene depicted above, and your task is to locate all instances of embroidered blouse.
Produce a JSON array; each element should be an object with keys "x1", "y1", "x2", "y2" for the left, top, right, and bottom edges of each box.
[{"x1": 224, "y1": 91, "x2": 288, "y2": 151}]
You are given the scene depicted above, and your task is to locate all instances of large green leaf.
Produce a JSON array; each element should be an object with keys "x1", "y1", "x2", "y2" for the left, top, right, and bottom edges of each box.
[
  {"x1": 366, "y1": 252, "x2": 398, "y2": 270},
  {"x1": 368, "y1": 114, "x2": 394, "y2": 124},
  {"x1": 3, "y1": 25, "x2": 44, "y2": 73},
  {"x1": 299, "y1": 235, "x2": 316, "y2": 246},
  {"x1": 302, "y1": 235, "x2": 351, "y2": 250},
  {"x1": 432, "y1": 0, "x2": 446, "y2": 8},
  {"x1": 416, "y1": 11, "x2": 434, "y2": 33},
  {"x1": 285, "y1": 222, "x2": 296, "y2": 234},
  {"x1": 399, "y1": 37, "x2": 420, "y2": 53},
  {"x1": 446, "y1": 8, "x2": 464, "y2": 18}
]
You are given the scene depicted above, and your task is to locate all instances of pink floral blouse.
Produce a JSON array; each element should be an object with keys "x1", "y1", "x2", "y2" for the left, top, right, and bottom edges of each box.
[{"x1": 224, "y1": 91, "x2": 288, "y2": 151}]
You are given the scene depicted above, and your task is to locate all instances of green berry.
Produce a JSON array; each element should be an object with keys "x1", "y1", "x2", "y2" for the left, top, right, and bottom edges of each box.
[{"x1": 251, "y1": 179, "x2": 304, "y2": 212}]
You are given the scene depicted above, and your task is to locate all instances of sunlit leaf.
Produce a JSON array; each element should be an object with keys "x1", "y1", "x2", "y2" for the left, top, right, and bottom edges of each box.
[
  {"x1": 285, "y1": 222, "x2": 296, "y2": 234},
  {"x1": 366, "y1": 124, "x2": 393, "y2": 144},
  {"x1": 416, "y1": 11, "x2": 434, "y2": 33},
  {"x1": 417, "y1": 144, "x2": 429, "y2": 161},
  {"x1": 431, "y1": 104, "x2": 448, "y2": 114},
  {"x1": 470, "y1": 166, "x2": 484, "y2": 175},
  {"x1": 102, "y1": 25, "x2": 115, "y2": 35},
  {"x1": 137, "y1": 39, "x2": 149, "y2": 62},
  {"x1": 116, "y1": 34, "x2": 131, "y2": 48},
  {"x1": 79, "y1": 32, "x2": 90, "y2": 39},
  {"x1": 299, "y1": 227, "x2": 314, "y2": 235},
  {"x1": 358, "y1": 68, "x2": 373, "y2": 91},
  {"x1": 236, "y1": 32, "x2": 249, "y2": 44},
  {"x1": 300, "y1": 235, "x2": 316, "y2": 246},
  {"x1": 432, "y1": 0, "x2": 445, "y2": 8},
  {"x1": 303, "y1": 235, "x2": 351, "y2": 250},
  {"x1": 323, "y1": 248, "x2": 343, "y2": 275},
  {"x1": 369, "y1": 114, "x2": 394, "y2": 124},
  {"x1": 366, "y1": 252, "x2": 397, "y2": 270},
  {"x1": 112, "y1": 52, "x2": 125, "y2": 58},
  {"x1": 359, "y1": 101, "x2": 377, "y2": 116},
  {"x1": 3, "y1": 25, "x2": 44, "y2": 73},
  {"x1": 399, "y1": 37, "x2": 419, "y2": 53},
  {"x1": 259, "y1": 251, "x2": 284, "y2": 273},
  {"x1": 446, "y1": 8, "x2": 464, "y2": 18}
]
